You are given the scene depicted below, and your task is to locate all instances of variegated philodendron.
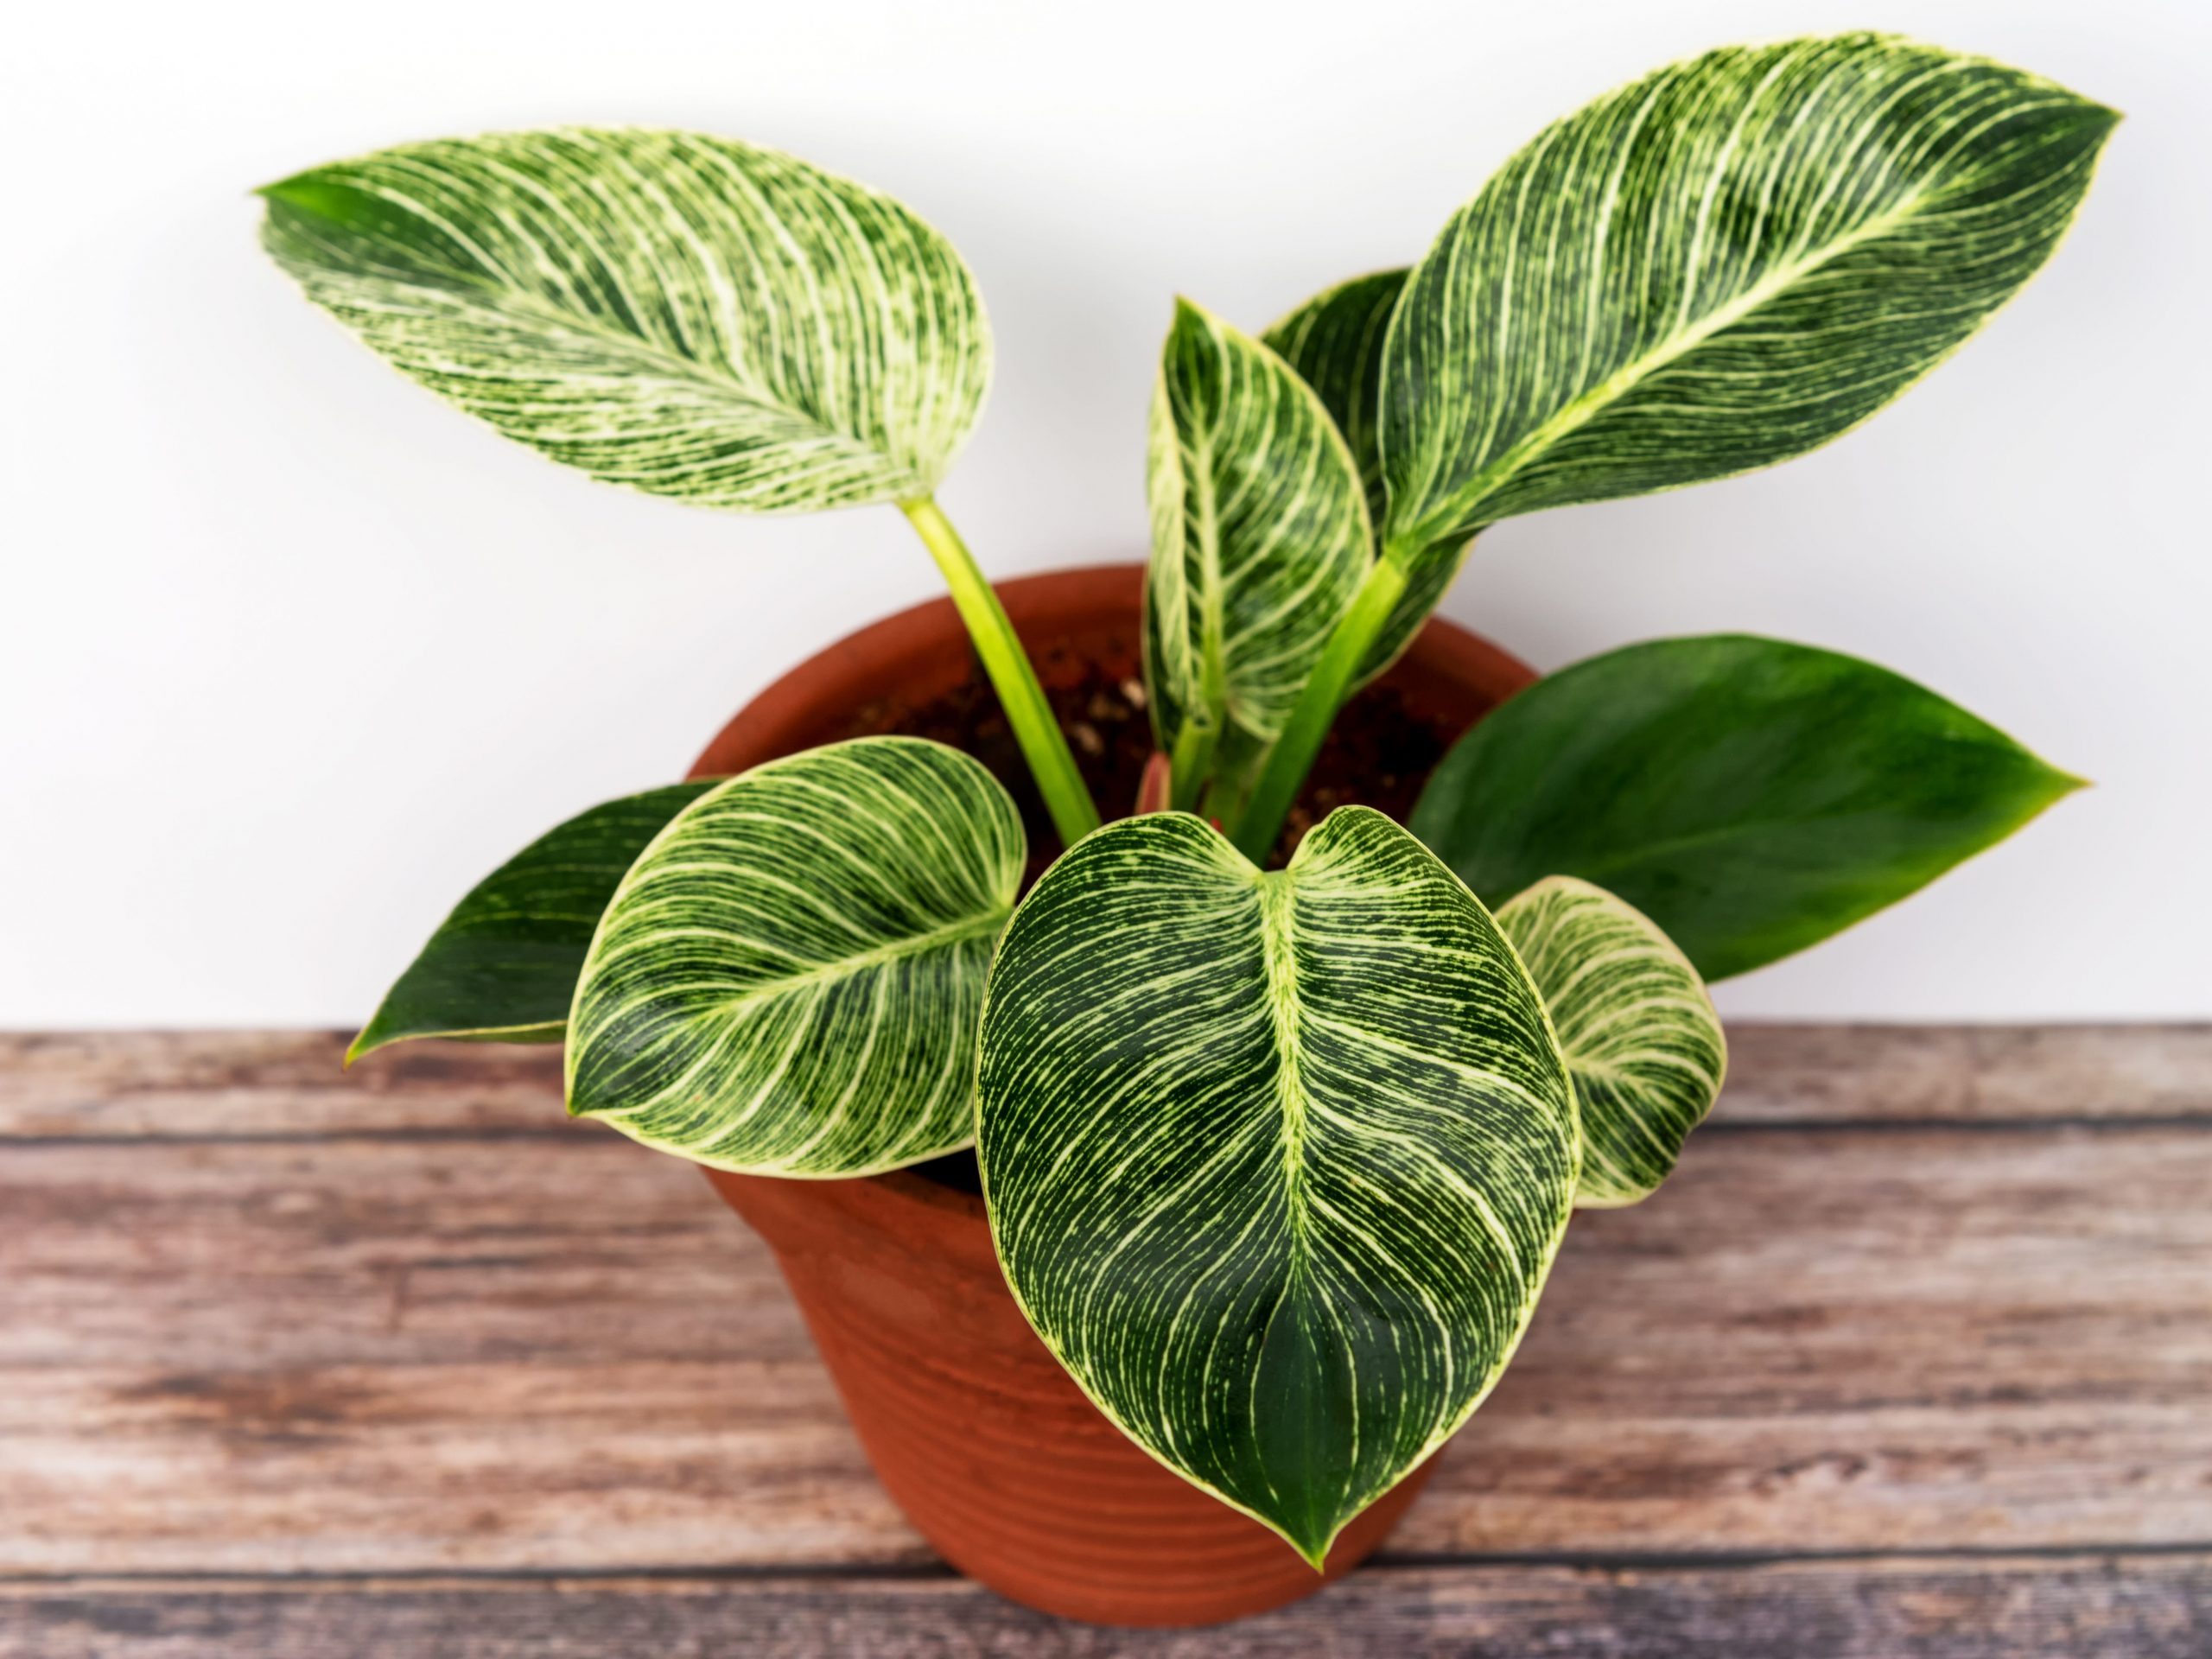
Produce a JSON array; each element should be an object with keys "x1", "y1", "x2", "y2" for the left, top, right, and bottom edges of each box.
[
  {"x1": 565, "y1": 739, "x2": 1022, "y2": 1177},
  {"x1": 262, "y1": 128, "x2": 989, "y2": 512},
  {"x1": 1259, "y1": 269, "x2": 1452, "y2": 686},
  {"x1": 293, "y1": 29, "x2": 2107, "y2": 1574},
  {"x1": 262, "y1": 125, "x2": 1096, "y2": 848},
  {"x1": 976, "y1": 808, "x2": 1580, "y2": 1565},
  {"x1": 1142, "y1": 299, "x2": 1370, "y2": 813},
  {"x1": 1201, "y1": 31, "x2": 2114, "y2": 861},
  {"x1": 1497, "y1": 877, "x2": 1727, "y2": 1207}
]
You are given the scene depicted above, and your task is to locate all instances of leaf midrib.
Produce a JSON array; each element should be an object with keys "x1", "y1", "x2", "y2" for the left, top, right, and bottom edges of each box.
[
  {"x1": 694, "y1": 907, "x2": 1007, "y2": 1021},
  {"x1": 1254, "y1": 874, "x2": 1313, "y2": 1259},
  {"x1": 276, "y1": 190, "x2": 897, "y2": 474},
  {"x1": 1191, "y1": 424, "x2": 1230, "y2": 729},
  {"x1": 1503, "y1": 784, "x2": 2032, "y2": 891},
  {"x1": 579, "y1": 906, "x2": 1004, "y2": 1122},
  {"x1": 1395, "y1": 179, "x2": 1937, "y2": 549}
]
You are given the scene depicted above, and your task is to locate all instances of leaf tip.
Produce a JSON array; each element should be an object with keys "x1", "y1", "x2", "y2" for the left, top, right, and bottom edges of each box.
[
  {"x1": 564, "y1": 1075, "x2": 616, "y2": 1121},
  {"x1": 1168, "y1": 293, "x2": 1217, "y2": 335},
  {"x1": 1573, "y1": 1183, "x2": 1654, "y2": 1211},
  {"x1": 252, "y1": 170, "x2": 318, "y2": 207},
  {"x1": 2031, "y1": 759, "x2": 2093, "y2": 810},
  {"x1": 253, "y1": 170, "x2": 386, "y2": 234},
  {"x1": 2076, "y1": 92, "x2": 2126, "y2": 130},
  {"x1": 1281, "y1": 1519, "x2": 1337, "y2": 1574}
]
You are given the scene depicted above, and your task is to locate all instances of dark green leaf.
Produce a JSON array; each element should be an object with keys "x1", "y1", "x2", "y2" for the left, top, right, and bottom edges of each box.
[
  {"x1": 1412, "y1": 636, "x2": 2082, "y2": 981},
  {"x1": 349, "y1": 781, "x2": 715, "y2": 1063}
]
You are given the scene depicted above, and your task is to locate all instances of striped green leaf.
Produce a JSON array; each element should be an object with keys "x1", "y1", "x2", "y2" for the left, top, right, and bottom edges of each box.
[
  {"x1": 260, "y1": 129, "x2": 990, "y2": 513},
  {"x1": 1143, "y1": 300, "x2": 1371, "y2": 791},
  {"x1": 1261, "y1": 270, "x2": 1403, "y2": 530},
  {"x1": 1262, "y1": 268, "x2": 1459, "y2": 683},
  {"x1": 350, "y1": 781, "x2": 716, "y2": 1063},
  {"x1": 1497, "y1": 876, "x2": 1726, "y2": 1207},
  {"x1": 976, "y1": 807, "x2": 1577, "y2": 1566},
  {"x1": 1411, "y1": 636, "x2": 2083, "y2": 982},
  {"x1": 567, "y1": 739, "x2": 1022, "y2": 1177},
  {"x1": 1380, "y1": 34, "x2": 2117, "y2": 554}
]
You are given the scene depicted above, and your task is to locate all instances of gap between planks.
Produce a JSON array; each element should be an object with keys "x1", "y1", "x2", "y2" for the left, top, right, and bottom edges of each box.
[
  {"x1": 2, "y1": 1025, "x2": 2208, "y2": 1141},
  {"x1": 3, "y1": 1555, "x2": 2207, "y2": 1659}
]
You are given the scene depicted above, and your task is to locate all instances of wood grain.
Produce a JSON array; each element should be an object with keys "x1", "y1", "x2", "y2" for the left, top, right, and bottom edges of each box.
[
  {"x1": 4, "y1": 1024, "x2": 2202, "y2": 1139},
  {"x1": 3, "y1": 1557, "x2": 2206, "y2": 1658},
  {"x1": 3, "y1": 1028, "x2": 2207, "y2": 1652},
  {"x1": 1714, "y1": 1024, "x2": 2212, "y2": 1125},
  {"x1": 4, "y1": 1122, "x2": 2207, "y2": 1570},
  {"x1": 0, "y1": 1031, "x2": 566, "y2": 1138}
]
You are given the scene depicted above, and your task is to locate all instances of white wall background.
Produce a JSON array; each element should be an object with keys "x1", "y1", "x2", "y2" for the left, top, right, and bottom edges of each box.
[{"x1": 3, "y1": 0, "x2": 2206, "y2": 1027}]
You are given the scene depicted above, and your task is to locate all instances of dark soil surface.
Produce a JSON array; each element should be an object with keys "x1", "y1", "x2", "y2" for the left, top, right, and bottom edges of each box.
[
  {"x1": 822, "y1": 652, "x2": 1457, "y2": 888},
  {"x1": 819, "y1": 650, "x2": 1467, "y2": 1198}
]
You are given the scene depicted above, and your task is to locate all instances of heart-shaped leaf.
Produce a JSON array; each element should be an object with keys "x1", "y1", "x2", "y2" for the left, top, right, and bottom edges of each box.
[
  {"x1": 1411, "y1": 636, "x2": 2082, "y2": 982},
  {"x1": 260, "y1": 129, "x2": 990, "y2": 513},
  {"x1": 976, "y1": 807, "x2": 1577, "y2": 1566},
  {"x1": 1497, "y1": 876, "x2": 1726, "y2": 1206},
  {"x1": 349, "y1": 781, "x2": 716, "y2": 1063},
  {"x1": 1262, "y1": 268, "x2": 1465, "y2": 685},
  {"x1": 568, "y1": 738, "x2": 1022, "y2": 1176},
  {"x1": 1143, "y1": 299, "x2": 1370, "y2": 793},
  {"x1": 1380, "y1": 34, "x2": 2117, "y2": 552}
]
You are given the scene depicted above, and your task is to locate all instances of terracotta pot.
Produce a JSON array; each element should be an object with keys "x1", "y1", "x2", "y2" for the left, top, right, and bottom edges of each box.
[{"x1": 691, "y1": 563, "x2": 1535, "y2": 1627}]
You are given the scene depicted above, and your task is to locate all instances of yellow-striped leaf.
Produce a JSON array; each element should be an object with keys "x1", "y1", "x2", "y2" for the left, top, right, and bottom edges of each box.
[
  {"x1": 260, "y1": 129, "x2": 990, "y2": 513},
  {"x1": 1381, "y1": 34, "x2": 2117, "y2": 554},
  {"x1": 976, "y1": 808, "x2": 1577, "y2": 1566},
  {"x1": 1497, "y1": 876, "x2": 1726, "y2": 1207},
  {"x1": 1261, "y1": 268, "x2": 1457, "y2": 683},
  {"x1": 1143, "y1": 300, "x2": 1370, "y2": 791},
  {"x1": 1261, "y1": 270, "x2": 1403, "y2": 530},
  {"x1": 566, "y1": 739, "x2": 1022, "y2": 1177}
]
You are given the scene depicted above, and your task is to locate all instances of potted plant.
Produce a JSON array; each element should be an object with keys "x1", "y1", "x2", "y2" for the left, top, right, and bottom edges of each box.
[{"x1": 262, "y1": 32, "x2": 2113, "y2": 1627}]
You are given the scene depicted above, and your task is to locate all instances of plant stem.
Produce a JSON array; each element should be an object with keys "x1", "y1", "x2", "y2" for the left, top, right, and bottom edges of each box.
[
  {"x1": 1228, "y1": 555, "x2": 1409, "y2": 864},
  {"x1": 899, "y1": 497, "x2": 1102, "y2": 850},
  {"x1": 1167, "y1": 717, "x2": 1218, "y2": 812}
]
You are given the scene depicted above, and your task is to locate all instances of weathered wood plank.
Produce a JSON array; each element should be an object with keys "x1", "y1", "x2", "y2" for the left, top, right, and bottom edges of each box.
[
  {"x1": 1717, "y1": 1025, "x2": 2212, "y2": 1124},
  {"x1": 3, "y1": 1556, "x2": 2205, "y2": 1658},
  {"x1": 0, "y1": 1032, "x2": 565, "y2": 1138},
  {"x1": 4, "y1": 1025, "x2": 2204, "y2": 1139},
  {"x1": 0, "y1": 1138, "x2": 793, "y2": 1371},
  {"x1": 6, "y1": 1123, "x2": 2207, "y2": 1573}
]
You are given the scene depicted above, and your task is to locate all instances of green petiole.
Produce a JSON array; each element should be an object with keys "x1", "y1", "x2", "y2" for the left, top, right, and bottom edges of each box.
[
  {"x1": 900, "y1": 497, "x2": 1103, "y2": 851},
  {"x1": 1228, "y1": 553, "x2": 1410, "y2": 863}
]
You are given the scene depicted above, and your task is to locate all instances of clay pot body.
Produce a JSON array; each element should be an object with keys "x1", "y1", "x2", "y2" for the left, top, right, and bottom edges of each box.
[{"x1": 693, "y1": 563, "x2": 1534, "y2": 1627}]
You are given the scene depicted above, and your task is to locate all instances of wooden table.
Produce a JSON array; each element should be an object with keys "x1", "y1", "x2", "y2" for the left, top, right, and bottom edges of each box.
[{"x1": 3, "y1": 1027, "x2": 2209, "y2": 1656}]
